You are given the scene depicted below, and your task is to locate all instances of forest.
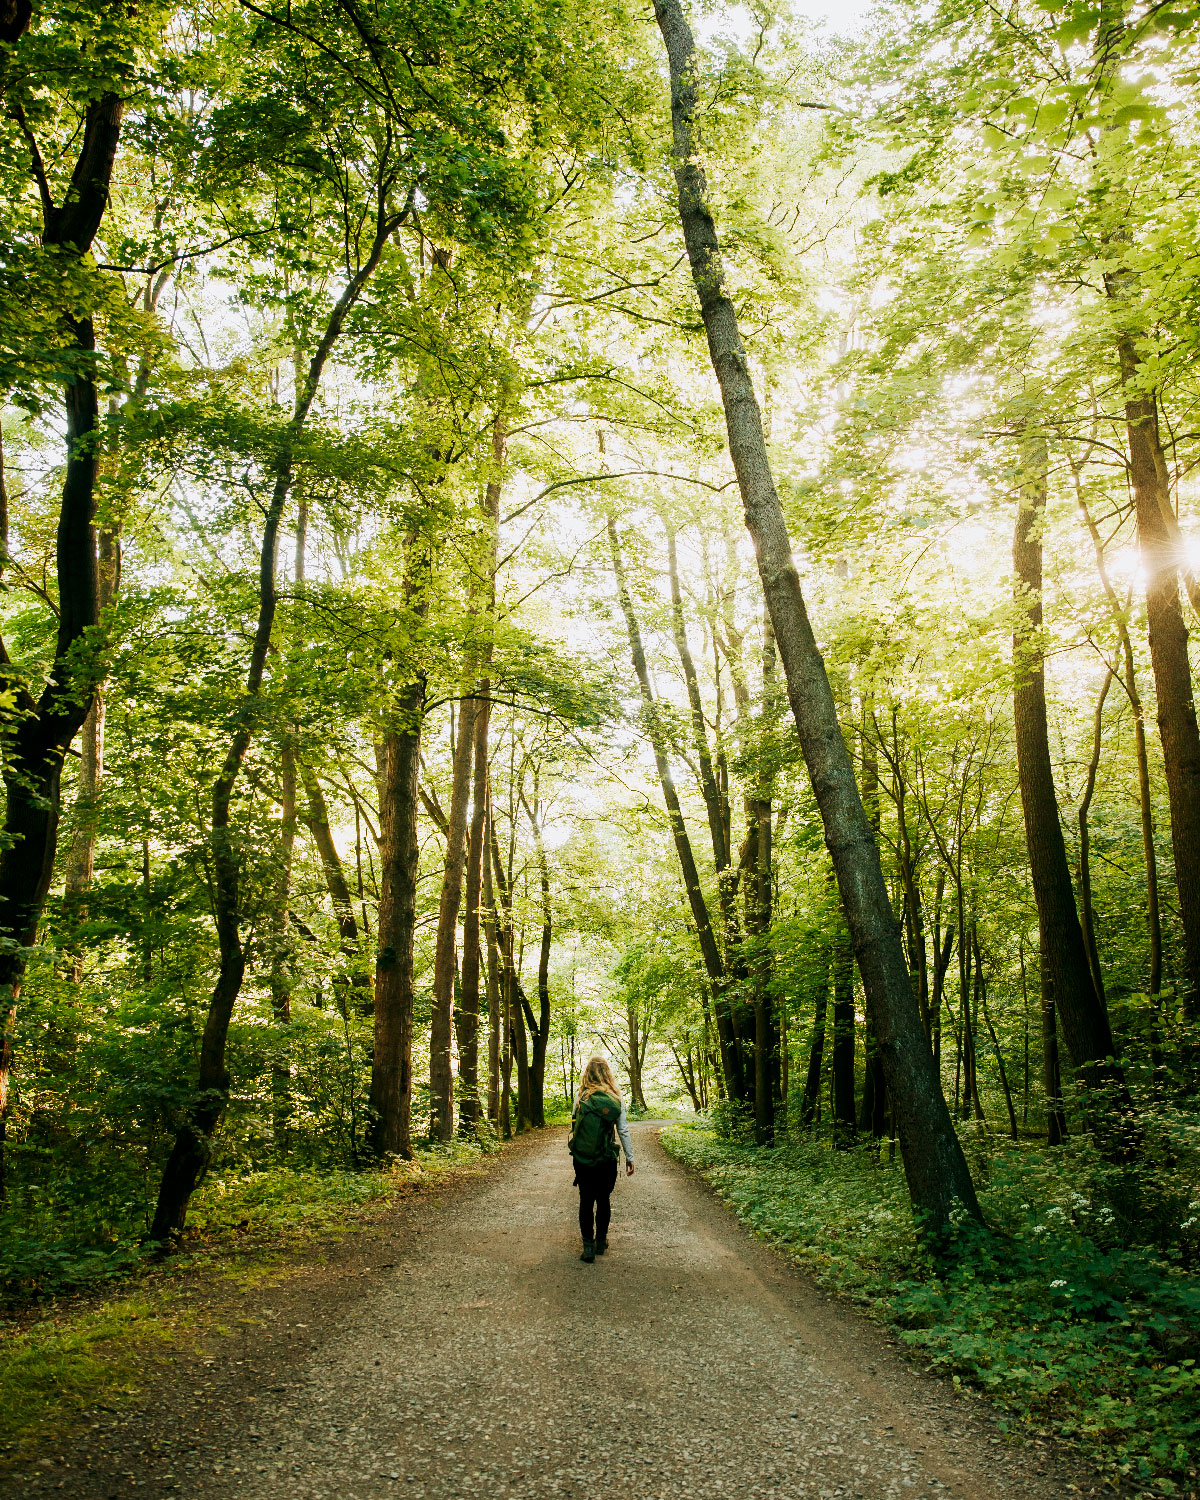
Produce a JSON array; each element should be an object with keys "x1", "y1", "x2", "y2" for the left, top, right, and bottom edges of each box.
[{"x1": 2, "y1": 0, "x2": 1200, "y2": 1493}]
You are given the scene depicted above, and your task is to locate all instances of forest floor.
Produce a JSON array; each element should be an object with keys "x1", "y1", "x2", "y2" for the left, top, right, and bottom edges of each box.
[{"x1": 3, "y1": 1122, "x2": 1103, "y2": 1500}]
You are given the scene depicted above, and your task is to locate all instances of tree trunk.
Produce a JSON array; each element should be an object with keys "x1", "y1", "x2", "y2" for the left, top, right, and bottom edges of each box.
[
  {"x1": 526, "y1": 794, "x2": 553, "y2": 1130},
  {"x1": 1011, "y1": 432, "x2": 1129, "y2": 1117},
  {"x1": 270, "y1": 736, "x2": 297, "y2": 1152},
  {"x1": 367, "y1": 673, "x2": 425, "y2": 1161},
  {"x1": 268, "y1": 500, "x2": 310, "y2": 1151},
  {"x1": 654, "y1": 0, "x2": 981, "y2": 1232},
  {"x1": 0, "y1": 92, "x2": 124, "y2": 1196},
  {"x1": 299, "y1": 765, "x2": 359, "y2": 949},
  {"x1": 967, "y1": 926, "x2": 984, "y2": 1122},
  {"x1": 1077, "y1": 669, "x2": 1114, "y2": 1006},
  {"x1": 860, "y1": 711, "x2": 888, "y2": 1136},
  {"x1": 512, "y1": 983, "x2": 531, "y2": 1131},
  {"x1": 488, "y1": 806, "x2": 522, "y2": 1136},
  {"x1": 893, "y1": 766, "x2": 930, "y2": 1040},
  {"x1": 1075, "y1": 476, "x2": 1163, "y2": 1006},
  {"x1": 671, "y1": 1041, "x2": 702, "y2": 1112},
  {"x1": 980, "y1": 965, "x2": 1018, "y2": 1140},
  {"x1": 1042, "y1": 986, "x2": 1068, "y2": 1146},
  {"x1": 299, "y1": 763, "x2": 367, "y2": 1012},
  {"x1": 457, "y1": 684, "x2": 491, "y2": 1136},
  {"x1": 799, "y1": 970, "x2": 827, "y2": 1130},
  {"x1": 666, "y1": 525, "x2": 727, "y2": 870},
  {"x1": 831, "y1": 927, "x2": 857, "y2": 1140},
  {"x1": 1114, "y1": 332, "x2": 1200, "y2": 1020},
  {"x1": 499, "y1": 964, "x2": 513, "y2": 1140},
  {"x1": 859, "y1": 1011, "x2": 886, "y2": 1138},
  {"x1": 429, "y1": 693, "x2": 478, "y2": 1142},
  {"x1": 627, "y1": 1005, "x2": 648, "y2": 1111},
  {"x1": 931, "y1": 917, "x2": 953, "y2": 1072},
  {"x1": 750, "y1": 612, "x2": 777, "y2": 1142},
  {"x1": 750, "y1": 824, "x2": 773, "y2": 1144},
  {"x1": 63, "y1": 525, "x2": 120, "y2": 920},
  {"x1": 483, "y1": 800, "x2": 502, "y2": 1125},
  {"x1": 1020, "y1": 933, "x2": 1031, "y2": 1129},
  {"x1": 456, "y1": 427, "x2": 501, "y2": 1135},
  {"x1": 608, "y1": 516, "x2": 745, "y2": 1103},
  {"x1": 668, "y1": 523, "x2": 747, "y2": 1073}
]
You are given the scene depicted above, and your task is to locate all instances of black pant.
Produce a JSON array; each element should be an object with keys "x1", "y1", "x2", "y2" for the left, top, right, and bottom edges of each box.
[{"x1": 575, "y1": 1156, "x2": 619, "y2": 1243}]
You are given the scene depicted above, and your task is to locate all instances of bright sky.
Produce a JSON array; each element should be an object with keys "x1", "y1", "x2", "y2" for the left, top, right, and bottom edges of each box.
[
  {"x1": 704, "y1": 0, "x2": 875, "y2": 44},
  {"x1": 803, "y1": 0, "x2": 874, "y2": 34}
]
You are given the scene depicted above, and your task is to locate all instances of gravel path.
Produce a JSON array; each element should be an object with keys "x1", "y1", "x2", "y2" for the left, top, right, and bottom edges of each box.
[{"x1": 15, "y1": 1124, "x2": 1090, "y2": 1500}]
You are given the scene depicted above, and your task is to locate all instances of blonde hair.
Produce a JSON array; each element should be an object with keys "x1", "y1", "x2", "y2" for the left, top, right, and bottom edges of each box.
[{"x1": 578, "y1": 1055, "x2": 621, "y2": 1102}]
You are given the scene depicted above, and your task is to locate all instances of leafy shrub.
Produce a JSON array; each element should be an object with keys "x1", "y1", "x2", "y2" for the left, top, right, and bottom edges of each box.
[{"x1": 709, "y1": 1097, "x2": 757, "y2": 1143}]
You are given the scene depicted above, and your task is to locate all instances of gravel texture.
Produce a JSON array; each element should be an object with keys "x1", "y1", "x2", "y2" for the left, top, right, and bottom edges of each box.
[{"x1": 12, "y1": 1123, "x2": 1096, "y2": 1500}]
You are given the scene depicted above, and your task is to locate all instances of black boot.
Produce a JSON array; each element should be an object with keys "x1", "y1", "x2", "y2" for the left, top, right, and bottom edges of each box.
[
  {"x1": 580, "y1": 1239, "x2": 595, "y2": 1263},
  {"x1": 595, "y1": 1236, "x2": 608, "y2": 1255}
]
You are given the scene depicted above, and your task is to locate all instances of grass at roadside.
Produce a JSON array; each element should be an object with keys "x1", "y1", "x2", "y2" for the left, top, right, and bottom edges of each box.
[
  {"x1": 0, "y1": 1294, "x2": 188, "y2": 1474},
  {"x1": 660, "y1": 1123, "x2": 1200, "y2": 1499},
  {"x1": 0, "y1": 1135, "x2": 504, "y2": 1468}
]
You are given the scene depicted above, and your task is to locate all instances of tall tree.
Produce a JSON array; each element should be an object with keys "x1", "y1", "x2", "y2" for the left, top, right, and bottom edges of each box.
[
  {"x1": 368, "y1": 546, "x2": 428, "y2": 1162},
  {"x1": 608, "y1": 515, "x2": 745, "y2": 1103},
  {"x1": 1111, "y1": 333, "x2": 1200, "y2": 1023},
  {"x1": 653, "y1": 0, "x2": 982, "y2": 1232},
  {"x1": 522, "y1": 783, "x2": 553, "y2": 1129},
  {"x1": 457, "y1": 687, "x2": 491, "y2": 1137},
  {"x1": 151, "y1": 210, "x2": 407, "y2": 1239},
  {"x1": 429, "y1": 692, "x2": 477, "y2": 1141},
  {"x1": 0, "y1": 9, "x2": 129, "y2": 1188},
  {"x1": 456, "y1": 427, "x2": 502, "y2": 1136},
  {"x1": 1011, "y1": 430, "x2": 1128, "y2": 1123}
]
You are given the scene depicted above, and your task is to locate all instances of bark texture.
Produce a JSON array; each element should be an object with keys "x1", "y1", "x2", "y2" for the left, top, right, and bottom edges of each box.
[
  {"x1": 368, "y1": 672, "x2": 425, "y2": 1161},
  {"x1": 270, "y1": 736, "x2": 297, "y2": 1150},
  {"x1": 654, "y1": 0, "x2": 980, "y2": 1231}
]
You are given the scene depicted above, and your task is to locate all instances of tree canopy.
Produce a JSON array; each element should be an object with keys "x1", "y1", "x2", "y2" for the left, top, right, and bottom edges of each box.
[{"x1": 3, "y1": 8, "x2": 1200, "y2": 1471}]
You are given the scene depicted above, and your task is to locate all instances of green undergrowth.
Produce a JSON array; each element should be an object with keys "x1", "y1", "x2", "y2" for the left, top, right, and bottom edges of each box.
[
  {"x1": 633, "y1": 1101, "x2": 696, "y2": 1122},
  {"x1": 184, "y1": 1137, "x2": 495, "y2": 1265},
  {"x1": 0, "y1": 1135, "x2": 499, "y2": 1303},
  {"x1": 0, "y1": 1135, "x2": 504, "y2": 1468},
  {"x1": 660, "y1": 1123, "x2": 1200, "y2": 1498}
]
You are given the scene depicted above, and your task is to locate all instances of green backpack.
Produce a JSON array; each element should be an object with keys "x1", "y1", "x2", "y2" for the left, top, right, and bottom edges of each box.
[{"x1": 569, "y1": 1090, "x2": 621, "y2": 1165}]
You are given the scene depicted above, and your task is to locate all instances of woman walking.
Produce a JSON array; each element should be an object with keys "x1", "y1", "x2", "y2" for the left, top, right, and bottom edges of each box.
[{"x1": 569, "y1": 1056, "x2": 635, "y2": 1263}]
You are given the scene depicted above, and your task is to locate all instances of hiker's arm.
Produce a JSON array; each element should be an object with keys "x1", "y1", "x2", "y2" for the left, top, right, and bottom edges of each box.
[{"x1": 616, "y1": 1103, "x2": 635, "y2": 1168}]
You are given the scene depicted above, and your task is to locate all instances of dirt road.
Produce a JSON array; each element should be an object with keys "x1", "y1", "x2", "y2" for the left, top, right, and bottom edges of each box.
[{"x1": 14, "y1": 1124, "x2": 1085, "y2": 1500}]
